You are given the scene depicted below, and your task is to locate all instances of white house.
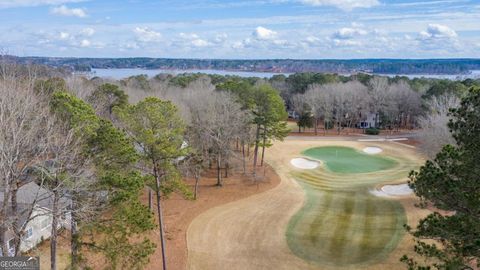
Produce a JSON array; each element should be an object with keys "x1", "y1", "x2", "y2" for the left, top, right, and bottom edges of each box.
[
  {"x1": 288, "y1": 110, "x2": 299, "y2": 119},
  {"x1": 357, "y1": 112, "x2": 378, "y2": 129},
  {"x1": 0, "y1": 182, "x2": 70, "y2": 256}
]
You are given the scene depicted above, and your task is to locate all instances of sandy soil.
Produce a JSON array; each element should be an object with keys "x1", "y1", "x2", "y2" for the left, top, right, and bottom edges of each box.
[
  {"x1": 290, "y1": 157, "x2": 320, "y2": 169},
  {"x1": 370, "y1": 184, "x2": 413, "y2": 197},
  {"x1": 363, "y1": 146, "x2": 383, "y2": 154},
  {"x1": 186, "y1": 138, "x2": 430, "y2": 270},
  {"x1": 145, "y1": 165, "x2": 280, "y2": 270}
]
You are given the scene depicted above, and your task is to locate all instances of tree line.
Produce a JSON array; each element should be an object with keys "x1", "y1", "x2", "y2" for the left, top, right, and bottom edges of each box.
[
  {"x1": 0, "y1": 61, "x2": 288, "y2": 270},
  {"x1": 8, "y1": 55, "x2": 480, "y2": 74}
]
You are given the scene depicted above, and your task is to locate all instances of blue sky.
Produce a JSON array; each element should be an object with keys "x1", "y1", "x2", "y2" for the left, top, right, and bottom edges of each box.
[{"x1": 1, "y1": 0, "x2": 479, "y2": 58}]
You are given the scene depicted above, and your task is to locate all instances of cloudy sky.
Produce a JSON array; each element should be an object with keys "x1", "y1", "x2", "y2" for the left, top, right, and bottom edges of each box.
[{"x1": 1, "y1": 0, "x2": 479, "y2": 59}]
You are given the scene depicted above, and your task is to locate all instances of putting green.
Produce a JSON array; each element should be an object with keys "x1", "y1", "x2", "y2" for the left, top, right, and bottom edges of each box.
[
  {"x1": 302, "y1": 146, "x2": 397, "y2": 173},
  {"x1": 287, "y1": 145, "x2": 418, "y2": 267}
]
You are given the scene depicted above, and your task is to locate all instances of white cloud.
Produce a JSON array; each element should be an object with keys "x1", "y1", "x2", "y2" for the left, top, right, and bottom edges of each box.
[
  {"x1": 332, "y1": 27, "x2": 367, "y2": 39},
  {"x1": 333, "y1": 39, "x2": 361, "y2": 46},
  {"x1": 50, "y1": 5, "x2": 87, "y2": 18},
  {"x1": 134, "y1": 27, "x2": 162, "y2": 42},
  {"x1": 81, "y1": 27, "x2": 95, "y2": 36},
  {"x1": 59, "y1": 31, "x2": 71, "y2": 40},
  {"x1": 191, "y1": 39, "x2": 209, "y2": 47},
  {"x1": 214, "y1": 33, "x2": 228, "y2": 44},
  {"x1": 179, "y1": 33, "x2": 199, "y2": 40},
  {"x1": 253, "y1": 26, "x2": 277, "y2": 40},
  {"x1": 40, "y1": 29, "x2": 104, "y2": 49},
  {"x1": 0, "y1": 0, "x2": 86, "y2": 9},
  {"x1": 230, "y1": 26, "x2": 295, "y2": 51},
  {"x1": 79, "y1": 39, "x2": 90, "y2": 47},
  {"x1": 416, "y1": 24, "x2": 460, "y2": 53},
  {"x1": 419, "y1": 24, "x2": 458, "y2": 40},
  {"x1": 299, "y1": 0, "x2": 380, "y2": 11},
  {"x1": 304, "y1": 35, "x2": 321, "y2": 45},
  {"x1": 177, "y1": 32, "x2": 213, "y2": 48}
]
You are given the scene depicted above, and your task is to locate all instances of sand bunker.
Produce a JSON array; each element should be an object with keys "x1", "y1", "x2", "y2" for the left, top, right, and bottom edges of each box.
[
  {"x1": 290, "y1": 158, "x2": 320, "y2": 169},
  {"x1": 363, "y1": 146, "x2": 383, "y2": 154},
  {"x1": 370, "y1": 183, "x2": 413, "y2": 197}
]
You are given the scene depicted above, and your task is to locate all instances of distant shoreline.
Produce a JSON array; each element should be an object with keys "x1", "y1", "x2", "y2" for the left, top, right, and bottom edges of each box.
[
  {"x1": 5, "y1": 55, "x2": 480, "y2": 76},
  {"x1": 83, "y1": 67, "x2": 480, "y2": 80}
]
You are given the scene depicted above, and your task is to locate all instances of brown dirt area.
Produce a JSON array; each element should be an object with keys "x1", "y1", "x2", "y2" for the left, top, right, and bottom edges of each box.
[
  {"x1": 29, "y1": 164, "x2": 280, "y2": 270},
  {"x1": 145, "y1": 164, "x2": 280, "y2": 270},
  {"x1": 287, "y1": 120, "x2": 419, "y2": 137}
]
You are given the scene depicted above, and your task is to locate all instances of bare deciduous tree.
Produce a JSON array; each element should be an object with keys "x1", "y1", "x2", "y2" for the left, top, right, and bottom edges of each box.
[
  {"x1": 186, "y1": 89, "x2": 250, "y2": 186},
  {"x1": 35, "y1": 120, "x2": 94, "y2": 270},
  {"x1": 0, "y1": 72, "x2": 55, "y2": 256},
  {"x1": 417, "y1": 94, "x2": 460, "y2": 158}
]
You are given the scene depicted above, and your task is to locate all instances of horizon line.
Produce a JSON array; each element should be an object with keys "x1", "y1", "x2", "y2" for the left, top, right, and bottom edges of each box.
[{"x1": 9, "y1": 55, "x2": 480, "y2": 61}]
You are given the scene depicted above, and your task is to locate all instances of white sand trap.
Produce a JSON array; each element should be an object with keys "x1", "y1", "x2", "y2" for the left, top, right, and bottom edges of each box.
[
  {"x1": 370, "y1": 183, "x2": 413, "y2": 197},
  {"x1": 290, "y1": 158, "x2": 320, "y2": 169},
  {"x1": 363, "y1": 146, "x2": 383, "y2": 154}
]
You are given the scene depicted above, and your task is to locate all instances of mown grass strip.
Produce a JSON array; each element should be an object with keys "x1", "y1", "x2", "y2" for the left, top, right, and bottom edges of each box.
[{"x1": 286, "y1": 146, "x2": 414, "y2": 267}]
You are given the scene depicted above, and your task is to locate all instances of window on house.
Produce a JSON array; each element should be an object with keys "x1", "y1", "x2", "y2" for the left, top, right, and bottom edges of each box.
[
  {"x1": 25, "y1": 227, "x2": 33, "y2": 239},
  {"x1": 6, "y1": 238, "x2": 15, "y2": 256},
  {"x1": 7, "y1": 238, "x2": 14, "y2": 249}
]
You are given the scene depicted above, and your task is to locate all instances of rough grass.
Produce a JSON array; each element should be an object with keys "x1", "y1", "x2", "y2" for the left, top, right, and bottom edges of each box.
[
  {"x1": 302, "y1": 146, "x2": 397, "y2": 173},
  {"x1": 286, "y1": 146, "x2": 417, "y2": 267}
]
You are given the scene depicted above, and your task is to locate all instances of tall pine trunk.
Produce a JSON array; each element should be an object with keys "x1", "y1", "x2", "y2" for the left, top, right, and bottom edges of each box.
[
  {"x1": 154, "y1": 167, "x2": 168, "y2": 270},
  {"x1": 0, "y1": 225, "x2": 7, "y2": 256},
  {"x1": 252, "y1": 124, "x2": 261, "y2": 177},
  {"x1": 216, "y1": 153, "x2": 222, "y2": 186},
  {"x1": 71, "y1": 199, "x2": 79, "y2": 270},
  {"x1": 148, "y1": 189, "x2": 153, "y2": 210},
  {"x1": 193, "y1": 171, "x2": 200, "y2": 200},
  {"x1": 51, "y1": 189, "x2": 59, "y2": 270},
  {"x1": 242, "y1": 142, "x2": 246, "y2": 174},
  {"x1": 224, "y1": 162, "x2": 229, "y2": 178},
  {"x1": 260, "y1": 129, "x2": 267, "y2": 166},
  {"x1": 11, "y1": 183, "x2": 20, "y2": 256},
  {"x1": 0, "y1": 182, "x2": 9, "y2": 256}
]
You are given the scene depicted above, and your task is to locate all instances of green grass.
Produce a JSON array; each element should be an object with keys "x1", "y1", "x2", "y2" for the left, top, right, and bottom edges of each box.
[
  {"x1": 302, "y1": 146, "x2": 397, "y2": 173},
  {"x1": 286, "y1": 146, "x2": 417, "y2": 267}
]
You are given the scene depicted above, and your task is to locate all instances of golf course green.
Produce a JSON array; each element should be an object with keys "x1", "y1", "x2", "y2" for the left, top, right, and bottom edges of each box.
[
  {"x1": 302, "y1": 146, "x2": 397, "y2": 173},
  {"x1": 287, "y1": 146, "x2": 417, "y2": 267}
]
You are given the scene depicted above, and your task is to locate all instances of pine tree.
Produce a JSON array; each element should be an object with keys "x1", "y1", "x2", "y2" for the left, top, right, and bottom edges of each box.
[{"x1": 403, "y1": 86, "x2": 480, "y2": 270}]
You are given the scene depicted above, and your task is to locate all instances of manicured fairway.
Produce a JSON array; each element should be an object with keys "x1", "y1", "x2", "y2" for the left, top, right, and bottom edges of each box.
[
  {"x1": 288, "y1": 146, "x2": 416, "y2": 267},
  {"x1": 186, "y1": 141, "x2": 423, "y2": 270},
  {"x1": 302, "y1": 146, "x2": 397, "y2": 173}
]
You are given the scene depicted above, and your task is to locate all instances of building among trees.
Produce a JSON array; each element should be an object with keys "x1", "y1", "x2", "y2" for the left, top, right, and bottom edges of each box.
[{"x1": 0, "y1": 182, "x2": 70, "y2": 256}]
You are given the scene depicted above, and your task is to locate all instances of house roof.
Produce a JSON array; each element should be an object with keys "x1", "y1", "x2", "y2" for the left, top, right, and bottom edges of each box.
[
  {"x1": 1, "y1": 181, "x2": 71, "y2": 232},
  {"x1": 0, "y1": 181, "x2": 71, "y2": 212}
]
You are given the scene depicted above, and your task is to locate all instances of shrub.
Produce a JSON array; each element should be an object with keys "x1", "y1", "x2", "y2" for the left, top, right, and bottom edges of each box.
[{"x1": 365, "y1": 128, "x2": 380, "y2": 135}]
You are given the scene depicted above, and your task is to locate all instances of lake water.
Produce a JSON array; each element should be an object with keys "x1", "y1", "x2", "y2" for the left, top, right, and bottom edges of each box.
[
  {"x1": 377, "y1": 70, "x2": 480, "y2": 80},
  {"x1": 87, "y1": 68, "x2": 480, "y2": 80},
  {"x1": 89, "y1": 68, "x2": 291, "y2": 79}
]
